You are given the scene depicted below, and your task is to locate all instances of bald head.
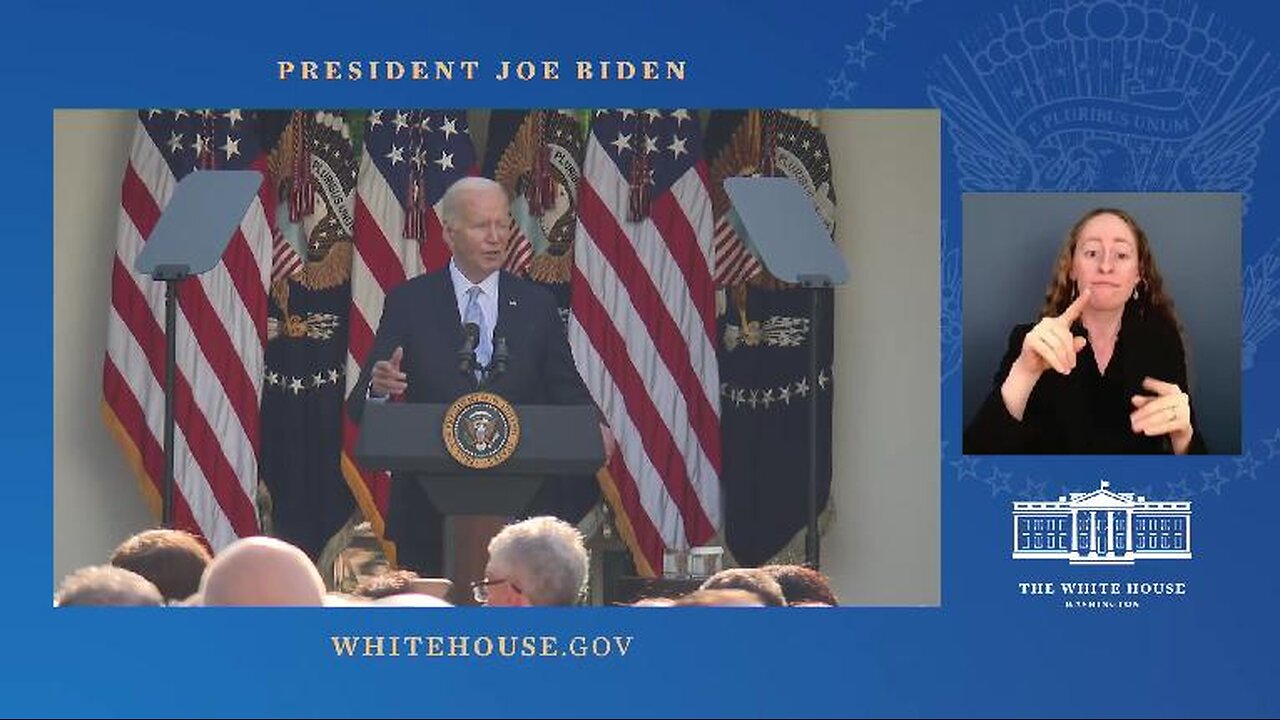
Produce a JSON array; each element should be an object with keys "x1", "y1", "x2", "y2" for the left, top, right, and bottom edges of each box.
[{"x1": 199, "y1": 537, "x2": 326, "y2": 606}]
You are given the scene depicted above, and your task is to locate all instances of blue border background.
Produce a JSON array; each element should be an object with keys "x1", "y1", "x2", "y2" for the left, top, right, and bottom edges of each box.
[{"x1": 11, "y1": 0, "x2": 1280, "y2": 716}]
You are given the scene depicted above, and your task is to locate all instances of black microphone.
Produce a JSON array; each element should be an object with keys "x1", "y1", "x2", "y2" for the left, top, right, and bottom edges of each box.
[
  {"x1": 490, "y1": 336, "x2": 509, "y2": 378},
  {"x1": 458, "y1": 322, "x2": 479, "y2": 375}
]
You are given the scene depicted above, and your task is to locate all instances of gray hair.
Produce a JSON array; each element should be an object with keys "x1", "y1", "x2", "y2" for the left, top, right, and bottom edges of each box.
[
  {"x1": 487, "y1": 516, "x2": 588, "y2": 606},
  {"x1": 55, "y1": 565, "x2": 164, "y2": 607},
  {"x1": 439, "y1": 176, "x2": 508, "y2": 227}
]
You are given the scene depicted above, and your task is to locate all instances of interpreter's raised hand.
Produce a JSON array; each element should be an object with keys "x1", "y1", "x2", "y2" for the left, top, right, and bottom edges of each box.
[
  {"x1": 1130, "y1": 377, "x2": 1194, "y2": 454},
  {"x1": 1015, "y1": 288, "x2": 1091, "y2": 377},
  {"x1": 370, "y1": 346, "x2": 408, "y2": 397}
]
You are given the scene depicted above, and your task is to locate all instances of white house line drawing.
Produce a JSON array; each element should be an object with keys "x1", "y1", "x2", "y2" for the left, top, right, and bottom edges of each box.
[{"x1": 1012, "y1": 480, "x2": 1192, "y2": 565}]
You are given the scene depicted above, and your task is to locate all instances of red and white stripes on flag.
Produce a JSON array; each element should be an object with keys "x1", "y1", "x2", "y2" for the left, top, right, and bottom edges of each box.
[
  {"x1": 713, "y1": 216, "x2": 762, "y2": 286},
  {"x1": 342, "y1": 111, "x2": 477, "y2": 557},
  {"x1": 102, "y1": 110, "x2": 272, "y2": 551},
  {"x1": 569, "y1": 110, "x2": 722, "y2": 576},
  {"x1": 503, "y1": 222, "x2": 534, "y2": 276}
]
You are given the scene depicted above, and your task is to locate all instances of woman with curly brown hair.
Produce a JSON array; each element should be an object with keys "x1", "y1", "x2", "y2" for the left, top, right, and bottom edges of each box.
[{"x1": 965, "y1": 208, "x2": 1205, "y2": 454}]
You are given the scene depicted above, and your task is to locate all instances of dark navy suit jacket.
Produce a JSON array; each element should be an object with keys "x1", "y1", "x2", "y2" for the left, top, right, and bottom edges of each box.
[{"x1": 347, "y1": 268, "x2": 596, "y2": 573}]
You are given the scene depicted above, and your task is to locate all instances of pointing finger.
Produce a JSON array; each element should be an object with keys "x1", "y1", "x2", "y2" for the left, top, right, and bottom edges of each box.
[{"x1": 1059, "y1": 287, "x2": 1092, "y2": 324}]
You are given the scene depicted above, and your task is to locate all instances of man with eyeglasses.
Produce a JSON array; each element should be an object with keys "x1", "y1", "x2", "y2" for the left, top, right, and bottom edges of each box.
[{"x1": 471, "y1": 516, "x2": 588, "y2": 606}]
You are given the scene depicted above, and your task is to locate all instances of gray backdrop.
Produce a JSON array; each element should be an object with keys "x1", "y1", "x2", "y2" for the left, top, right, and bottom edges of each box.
[{"x1": 962, "y1": 193, "x2": 1241, "y2": 454}]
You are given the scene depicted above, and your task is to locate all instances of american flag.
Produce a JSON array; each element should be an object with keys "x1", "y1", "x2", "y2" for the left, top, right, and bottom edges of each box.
[
  {"x1": 568, "y1": 109, "x2": 722, "y2": 576},
  {"x1": 102, "y1": 109, "x2": 273, "y2": 550},
  {"x1": 342, "y1": 110, "x2": 477, "y2": 557}
]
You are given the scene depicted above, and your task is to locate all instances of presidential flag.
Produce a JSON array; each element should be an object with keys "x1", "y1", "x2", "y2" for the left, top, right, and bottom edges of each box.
[
  {"x1": 343, "y1": 110, "x2": 477, "y2": 560},
  {"x1": 707, "y1": 110, "x2": 837, "y2": 566},
  {"x1": 483, "y1": 109, "x2": 587, "y2": 303},
  {"x1": 484, "y1": 110, "x2": 600, "y2": 526},
  {"x1": 569, "y1": 109, "x2": 722, "y2": 577},
  {"x1": 102, "y1": 109, "x2": 273, "y2": 550},
  {"x1": 259, "y1": 110, "x2": 357, "y2": 560}
]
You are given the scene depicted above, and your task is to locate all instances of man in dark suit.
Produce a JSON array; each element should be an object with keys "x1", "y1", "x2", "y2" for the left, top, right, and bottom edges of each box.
[{"x1": 348, "y1": 177, "x2": 611, "y2": 581}]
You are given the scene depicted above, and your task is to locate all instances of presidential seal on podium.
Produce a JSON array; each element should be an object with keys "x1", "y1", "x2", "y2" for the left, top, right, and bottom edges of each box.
[{"x1": 442, "y1": 392, "x2": 521, "y2": 469}]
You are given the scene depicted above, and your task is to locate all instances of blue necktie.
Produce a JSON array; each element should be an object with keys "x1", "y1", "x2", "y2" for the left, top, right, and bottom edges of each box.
[{"x1": 464, "y1": 285, "x2": 491, "y2": 373}]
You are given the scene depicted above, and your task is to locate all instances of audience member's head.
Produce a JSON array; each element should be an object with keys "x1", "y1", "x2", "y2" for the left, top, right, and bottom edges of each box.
[
  {"x1": 372, "y1": 593, "x2": 453, "y2": 607},
  {"x1": 672, "y1": 589, "x2": 767, "y2": 607},
  {"x1": 55, "y1": 565, "x2": 163, "y2": 607},
  {"x1": 352, "y1": 569, "x2": 451, "y2": 601},
  {"x1": 109, "y1": 528, "x2": 211, "y2": 603},
  {"x1": 761, "y1": 564, "x2": 839, "y2": 606},
  {"x1": 629, "y1": 597, "x2": 677, "y2": 607},
  {"x1": 480, "y1": 516, "x2": 588, "y2": 606},
  {"x1": 698, "y1": 568, "x2": 786, "y2": 606},
  {"x1": 352, "y1": 569, "x2": 420, "y2": 599},
  {"x1": 199, "y1": 536, "x2": 326, "y2": 606}
]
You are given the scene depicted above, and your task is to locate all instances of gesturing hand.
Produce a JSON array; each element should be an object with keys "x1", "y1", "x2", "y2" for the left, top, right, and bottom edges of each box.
[
  {"x1": 371, "y1": 346, "x2": 408, "y2": 397},
  {"x1": 1131, "y1": 377, "x2": 1194, "y2": 454},
  {"x1": 1017, "y1": 288, "x2": 1091, "y2": 377}
]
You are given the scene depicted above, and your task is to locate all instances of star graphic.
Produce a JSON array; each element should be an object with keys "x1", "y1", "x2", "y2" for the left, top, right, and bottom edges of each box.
[
  {"x1": 287, "y1": 377, "x2": 304, "y2": 394},
  {"x1": 1234, "y1": 451, "x2": 1262, "y2": 480},
  {"x1": 166, "y1": 131, "x2": 184, "y2": 154},
  {"x1": 747, "y1": 389, "x2": 759, "y2": 409},
  {"x1": 642, "y1": 109, "x2": 663, "y2": 121},
  {"x1": 1167, "y1": 476, "x2": 1194, "y2": 499},
  {"x1": 440, "y1": 116, "x2": 459, "y2": 139},
  {"x1": 618, "y1": 109, "x2": 636, "y2": 120},
  {"x1": 845, "y1": 41, "x2": 874, "y2": 69},
  {"x1": 984, "y1": 468, "x2": 1014, "y2": 497},
  {"x1": 223, "y1": 109, "x2": 243, "y2": 126},
  {"x1": 367, "y1": 110, "x2": 383, "y2": 128},
  {"x1": 392, "y1": 111, "x2": 409, "y2": 133},
  {"x1": 866, "y1": 10, "x2": 895, "y2": 40},
  {"x1": 266, "y1": 371, "x2": 281, "y2": 386},
  {"x1": 671, "y1": 109, "x2": 691, "y2": 125},
  {"x1": 434, "y1": 151, "x2": 455, "y2": 171},
  {"x1": 1262, "y1": 428, "x2": 1280, "y2": 459},
  {"x1": 778, "y1": 385, "x2": 792, "y2": 405},
  {"x1": 1018, "y1": 477, "x2": 1048, "y2": 500},
  {"x1": 385, "y1": 145, "x2": 404, "y2": 165},
  {"x1": 643, "y1": 134, "x2": 659, "y2": 154},
  {"x1": 817, "y1": 369, "x2": 830, "y2": 389},
  {"x1": 192, "y1": 134, "x2": 209, "y2": 157},
  {"x1": 827, "y1": 71, "x2": 855, "y2": 101},
  {"x1": 795, "y1": 378, "x2": 810, "y2": 397},
  {"x1": 761, "y1": 388, "x2": 774, "y2": 408},
  {"x1": 328, "y1": 368, "x2": 340, "y2": 383},
  {"x1": 312, "y1": 372, "x2": 326, "y2": 387},
  {"x1": 950, "y1": 455, "x2": 981, "y2": 481},
  {"x1": 1200, "y1": 466, "x2": 1231, "y2": 495}
]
